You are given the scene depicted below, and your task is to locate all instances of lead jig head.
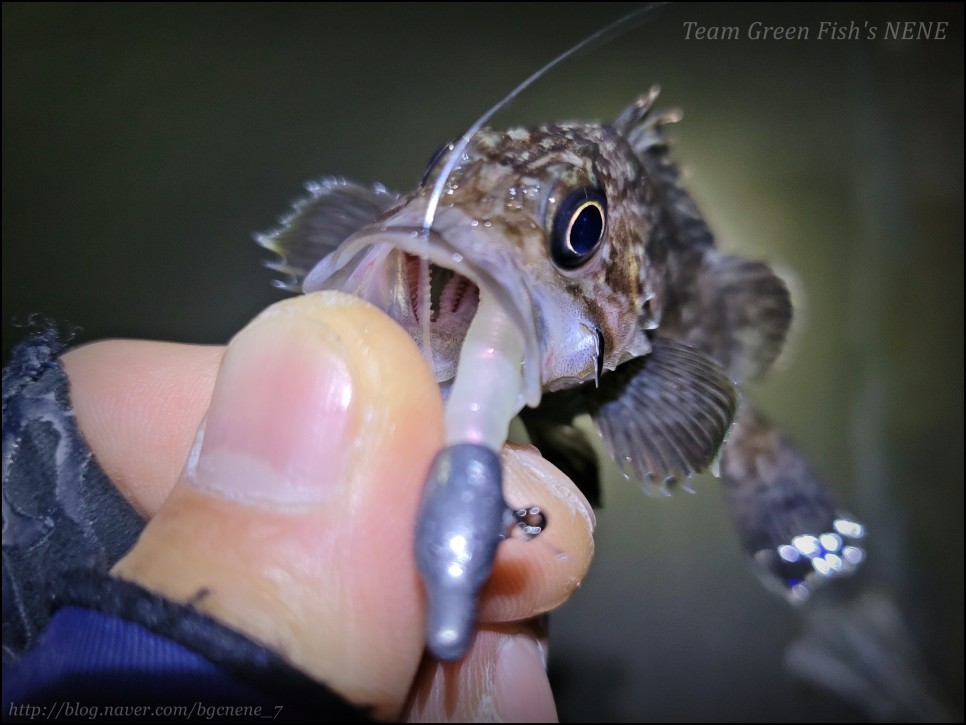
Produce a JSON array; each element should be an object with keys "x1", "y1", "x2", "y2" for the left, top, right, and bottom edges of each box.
[{"x1": 414, "y1": 443, "x2": 544, "y2": 661}]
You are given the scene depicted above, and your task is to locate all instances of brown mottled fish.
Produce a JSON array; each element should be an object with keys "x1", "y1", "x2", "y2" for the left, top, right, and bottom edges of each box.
[{"x1": 257, "y1": 18, "x2": 864, "y2": 662}]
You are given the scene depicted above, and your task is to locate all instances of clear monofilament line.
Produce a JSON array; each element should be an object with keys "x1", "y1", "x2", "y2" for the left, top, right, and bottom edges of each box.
[{"x1": 421, "y1": 2, "x2": 668, "y2": 234}]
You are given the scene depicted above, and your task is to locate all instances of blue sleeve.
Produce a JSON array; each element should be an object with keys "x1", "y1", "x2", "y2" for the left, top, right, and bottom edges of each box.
[
  {"x1": 2, "y1": 325, "x2": 371, "y2": 722},
  {"x1": 3, "y1": 585, "x2": 371, "y2": 722},
  {"x1": 4, "y1": 606, "x2": 285, "y2": 716}
]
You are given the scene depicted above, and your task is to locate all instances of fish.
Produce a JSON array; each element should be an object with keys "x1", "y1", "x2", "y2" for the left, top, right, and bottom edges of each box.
[{"x1": 256, "y1": 32, "x2": 865, "y2": 663}]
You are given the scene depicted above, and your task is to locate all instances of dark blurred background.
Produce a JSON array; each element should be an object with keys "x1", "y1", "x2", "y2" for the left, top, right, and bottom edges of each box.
[{"x1": 3, "y1": 3, "x2": 962, "y2": 721}]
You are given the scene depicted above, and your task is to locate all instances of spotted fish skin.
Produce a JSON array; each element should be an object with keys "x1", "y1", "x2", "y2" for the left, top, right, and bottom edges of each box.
[
  {"x1": 258, "y1": 87, "x2": 864, "y2": 656},
  {"x1": 414, "y1": 120, "x2": 664, "y2": 390},
  {"x1": 290, "y1": 115, "x2": 668, "y2": 400}
]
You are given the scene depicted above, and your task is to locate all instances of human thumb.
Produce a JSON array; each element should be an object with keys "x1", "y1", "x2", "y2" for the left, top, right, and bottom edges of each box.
[{"x1": 112, "y1": 293, "x2": 444, "y2": 719}]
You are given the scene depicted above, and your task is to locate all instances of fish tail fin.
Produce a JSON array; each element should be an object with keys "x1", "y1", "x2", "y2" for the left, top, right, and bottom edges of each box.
[{"x1": 721, "y1": 405, "x2": 865, "y2": 602}]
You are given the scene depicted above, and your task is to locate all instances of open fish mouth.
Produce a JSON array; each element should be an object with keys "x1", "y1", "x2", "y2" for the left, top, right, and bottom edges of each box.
[
  {"x1": 303, "y1": 206, "x2": 548, "y2": 661},
  {"x1": 302, "y1": 208, "x2": 543, "y2": 410},
  {"x1": 412, "y1": 254, "x2": 479, "y2": 329},
  {"x1": 394, "y1": 251, "x2": 483, "y2": 383}
]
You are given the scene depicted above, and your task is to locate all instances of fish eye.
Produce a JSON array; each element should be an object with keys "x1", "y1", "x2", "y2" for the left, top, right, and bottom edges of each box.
[
  {"x1": 421, "y1": 141, "x2": 454, "y2": 186},
  {"x1": 550, "y1": 187, "x2": 607, "y2": 269}
]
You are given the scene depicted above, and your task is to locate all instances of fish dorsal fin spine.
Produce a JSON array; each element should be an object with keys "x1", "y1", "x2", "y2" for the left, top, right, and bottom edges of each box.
[
  {"x1": 612, "y1": 93, "x2": 793, "y2": 382},
  {"x1": 255, "y1": 177, "x2": 398, "y2": 291},
  {"x1": 422, "y1": 3, "x2": 669, "y2": 234}
]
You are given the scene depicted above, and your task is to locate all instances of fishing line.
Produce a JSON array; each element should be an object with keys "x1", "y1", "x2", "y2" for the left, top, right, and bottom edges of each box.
[
  {"x1": 413, "y1": 2, "x2": 667, "y2": 365},
  {"x1": 420, "y1": 2, "x2": 669, "y2": 233}
]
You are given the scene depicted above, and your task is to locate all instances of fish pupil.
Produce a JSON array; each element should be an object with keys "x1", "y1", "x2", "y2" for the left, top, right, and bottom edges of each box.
[
  {"x1": 551, "y1": 187, "x2": 607, "y2": 268},
  {"x1": 569, "y1": 201, "x2": 604, "y2": 254}
]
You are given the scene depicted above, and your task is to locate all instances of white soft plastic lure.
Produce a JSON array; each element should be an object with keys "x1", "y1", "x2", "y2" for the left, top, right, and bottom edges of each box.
[{"x1": 258, "y1": 5, "x2": 864, "y2": 661}]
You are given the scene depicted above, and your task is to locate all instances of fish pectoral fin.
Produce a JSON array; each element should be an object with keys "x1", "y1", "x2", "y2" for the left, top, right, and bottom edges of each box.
[
  {"x1": 587, "y1": 337, "x2": 738, "y2": 493},
  {"x1": 694, "y1": 251, "x2": 793, "y2": 382},
  {"x1": 255, "y1": 177, "x2": 399, "y2": 291}
]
